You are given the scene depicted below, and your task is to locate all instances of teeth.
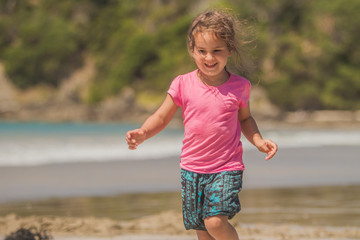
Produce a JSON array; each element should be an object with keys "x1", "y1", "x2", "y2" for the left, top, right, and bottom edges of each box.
[{"x1": 206, "y1": 63, "x2": 216, "y2": 67}]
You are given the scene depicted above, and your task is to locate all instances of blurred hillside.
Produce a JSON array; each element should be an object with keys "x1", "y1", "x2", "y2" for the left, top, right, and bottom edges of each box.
[{"x1": 0, "y1": 0, "x2": 359, "y2": 123}]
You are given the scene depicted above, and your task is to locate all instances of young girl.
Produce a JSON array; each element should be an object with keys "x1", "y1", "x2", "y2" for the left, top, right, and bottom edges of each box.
[{"x1": 126, "y1": 9, "x2": 277, "y2": 240}]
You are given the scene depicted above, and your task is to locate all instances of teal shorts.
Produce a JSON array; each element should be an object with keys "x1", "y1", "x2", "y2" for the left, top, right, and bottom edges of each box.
[{"x1": 181, "y1": 169, "x2": 243, "y2": 231}]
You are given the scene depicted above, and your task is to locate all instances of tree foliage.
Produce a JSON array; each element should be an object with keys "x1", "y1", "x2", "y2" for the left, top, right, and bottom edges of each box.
[
  {"x1": 230, "y1": 0, "x2": 360, "y2": 110},
  {"x1": 0, "y1": 0, "x2": 358, "y2": 110},
  {"x1": 86, "y1": 0, "x2": 194, "y2": 104},
  {"x1": 0, "y1": 0, "x2": 86, "y2": 88}
]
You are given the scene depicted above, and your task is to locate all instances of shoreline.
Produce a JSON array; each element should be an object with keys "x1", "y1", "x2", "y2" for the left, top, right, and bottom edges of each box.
[{"x1": 1, "y1": 145, "x2": 360, "y2": 204}]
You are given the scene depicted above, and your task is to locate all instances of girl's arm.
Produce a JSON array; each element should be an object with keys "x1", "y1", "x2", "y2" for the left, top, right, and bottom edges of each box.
[
  {"x1": 126, "y1": 94, "x2": 178, "y2": 150},
  {"x1": 238, "y1": 102, "x2": 277, "y2": 160}
]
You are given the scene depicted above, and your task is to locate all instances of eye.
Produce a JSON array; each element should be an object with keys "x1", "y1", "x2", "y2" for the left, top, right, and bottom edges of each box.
[{"x1": 196, "y1": 50, "x2": 207, "y2": 56}]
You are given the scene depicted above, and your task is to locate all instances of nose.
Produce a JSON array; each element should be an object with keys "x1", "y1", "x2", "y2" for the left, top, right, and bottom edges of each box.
[{"x1": 204, "y1": 52, "x2": 214, "y2": 60}]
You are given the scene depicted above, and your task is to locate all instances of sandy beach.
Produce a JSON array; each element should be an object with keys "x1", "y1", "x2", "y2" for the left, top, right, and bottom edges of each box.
[
  {"x1": 1, "y1": 209, "x2": 359, "y2": 240},
  {"x1": 1, "y1": 145, "x2": 360, "y2": 239}
]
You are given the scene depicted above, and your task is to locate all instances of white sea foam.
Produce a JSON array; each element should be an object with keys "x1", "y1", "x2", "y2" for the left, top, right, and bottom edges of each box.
[
  {"x1": 0, "y1": 122, "x2": 359, "y2": 166},
  {"x1": 256, "y1": 128, "x2": 360, "y2": 148}
]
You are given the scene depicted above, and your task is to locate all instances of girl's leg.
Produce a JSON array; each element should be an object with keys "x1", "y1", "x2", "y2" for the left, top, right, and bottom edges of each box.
[
  {"x1": 196, "y1": 230, "x2": 215, "y2": 240},
  {"x1": 204, "y1": 215, "x2": 239, "y2": 240}
]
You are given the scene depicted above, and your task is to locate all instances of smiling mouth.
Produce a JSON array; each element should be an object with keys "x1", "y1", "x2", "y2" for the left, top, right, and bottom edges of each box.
[{"x1": 205, "y1": 63, "x2": 217, "y2": 68}]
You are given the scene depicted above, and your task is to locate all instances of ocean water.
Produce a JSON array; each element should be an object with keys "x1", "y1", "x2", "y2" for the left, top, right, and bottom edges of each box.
[{"x1": 0, "y1": 121, "x2": 360, "y2": 167}]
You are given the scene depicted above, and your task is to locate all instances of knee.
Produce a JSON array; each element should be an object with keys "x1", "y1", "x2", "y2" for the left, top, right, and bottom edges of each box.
[{"x1": 204, "y1": 215, "x2": 228, "y2": 232}]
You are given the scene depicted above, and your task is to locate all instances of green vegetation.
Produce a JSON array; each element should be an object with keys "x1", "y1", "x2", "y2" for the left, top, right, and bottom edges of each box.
[
  {"x1": 234, "y1": 0, "x2": 360, "y2": 111},
  {"x1": 0, "y1": 0, "x2": 86, "y2": 88},
  {"x1": 0, "y1": 0, "x2": 359, "y2": 110}
]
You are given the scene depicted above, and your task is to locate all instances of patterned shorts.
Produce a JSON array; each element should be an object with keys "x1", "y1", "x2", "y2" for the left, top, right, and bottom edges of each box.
[{"x1": 181, "y1": 169, "x2": 243, "y2": 231}]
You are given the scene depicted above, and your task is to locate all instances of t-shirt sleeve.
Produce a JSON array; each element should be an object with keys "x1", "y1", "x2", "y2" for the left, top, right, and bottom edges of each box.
[
  {"x1": 167, "y1": 75, "x2": 183, "y2": 107},
  {"x1": 239, "y1": 79, "x2": 251, "y2": 108}
]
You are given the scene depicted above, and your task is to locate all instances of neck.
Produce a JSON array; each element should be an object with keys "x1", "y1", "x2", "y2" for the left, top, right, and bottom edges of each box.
[{"x1": 198, "y1": 69, "x2": 230, "y2": 87}]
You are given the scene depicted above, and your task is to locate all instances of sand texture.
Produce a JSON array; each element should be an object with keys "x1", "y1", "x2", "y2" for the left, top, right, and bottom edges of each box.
[{"x1": 1, "y1": 211, "x2": 359, "y2": 240}]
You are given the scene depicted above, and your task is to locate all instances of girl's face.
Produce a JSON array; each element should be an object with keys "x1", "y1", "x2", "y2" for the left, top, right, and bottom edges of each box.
[{"x1": 192, "y1": 31, "x2": 231, "y2": 82}]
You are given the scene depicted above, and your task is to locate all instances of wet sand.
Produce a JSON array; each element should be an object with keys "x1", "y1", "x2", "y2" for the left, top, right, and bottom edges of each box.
[{"x1": 1, "y1": 185, "x2": 360, "y2": 239}]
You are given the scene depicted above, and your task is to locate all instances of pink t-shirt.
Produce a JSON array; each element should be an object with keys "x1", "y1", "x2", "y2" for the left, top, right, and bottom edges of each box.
[{"x1": 168, "y1": 69, "x2": 251, "y2": 173}]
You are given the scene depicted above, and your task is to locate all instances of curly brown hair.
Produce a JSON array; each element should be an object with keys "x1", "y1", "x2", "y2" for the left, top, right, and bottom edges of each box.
[
  {"x1": 188, "y1": 9, "x2": 238, "y2": 54},
  {"x1": 187, "y1": 9, "x2": 255, "y2": 76}
]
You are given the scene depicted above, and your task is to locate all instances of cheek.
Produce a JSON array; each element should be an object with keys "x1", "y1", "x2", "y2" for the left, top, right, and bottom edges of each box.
[
  {"x1": 192, "y1": 53, "x2": 202, "y2": 62},
  {"x1": 191, "y1": 50, "x2": 198, "y2": 59}
]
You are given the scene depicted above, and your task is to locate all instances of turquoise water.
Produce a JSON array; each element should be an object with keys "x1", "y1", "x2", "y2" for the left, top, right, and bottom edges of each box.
[
  {"x1": 0, "y1": 121, "x2": 183, "y2": 166},
  {"x1": 0, "y1": 121, "x2": 360, "y2": 166},
  {"x1": 0, "y1": 121, "x2": 135, "y2": 134}
]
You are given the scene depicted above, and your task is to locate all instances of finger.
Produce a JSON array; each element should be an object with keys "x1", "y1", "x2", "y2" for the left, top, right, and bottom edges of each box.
[
  {"x1": 265, "y1": 142, "x2": 278, "y2": 160},
  {"x1": 128, "y1": 145, "x2": 137, "y2": 150},
  {"x1": 127, "y1": 129, "x2": 141, "y2": 138},
  {"x1": 127, "y1": 142, "x2": 138, "y2": 150},
  {"x1": 126, "y1": 134, "x2": 137, "y2": 148},
  {"x1": 125, "y1": 136, "x2": 135, "y2": 144},
  {"x1": 126, "y1": 131, "x2": 139, "y2": 143},
  {"x1": 126, "y1": 131, "x2": 134, "y2": 139},
  {"x1": 265, "y1": 151, "x2": 275, "y2": 160}
]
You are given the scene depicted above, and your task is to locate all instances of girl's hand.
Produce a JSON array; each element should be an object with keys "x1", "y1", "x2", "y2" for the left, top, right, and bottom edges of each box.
[
  {"x1": 126, "y1": 129, "x2": 147, "y2": 150},
  {"x1": 256, "y1": 139, "x2": 278, "y2": 160}
]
